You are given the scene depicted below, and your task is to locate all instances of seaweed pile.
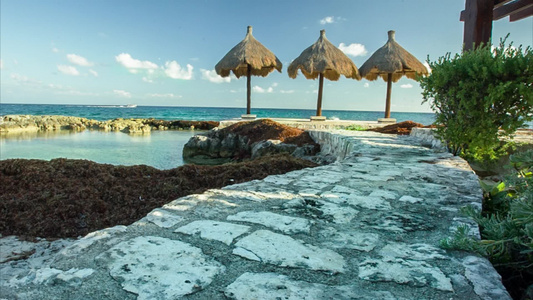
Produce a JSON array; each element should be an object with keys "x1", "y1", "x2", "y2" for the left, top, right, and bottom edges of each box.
[
  {"x1": 0, "y1": 155, "x2": 316, "y2": 239},
  {"x1": 369, "y1": 120, "x2": 433, "y2": 135}
]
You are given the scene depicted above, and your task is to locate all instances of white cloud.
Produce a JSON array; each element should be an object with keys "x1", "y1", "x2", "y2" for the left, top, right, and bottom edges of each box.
[
  {"x1": 147, "y1": 93, "x2": 182, "y2": 98},
  {"x1": 116, "y1": 53, "x2": 158, "y2": 70},
  {"x1": 113, "y1": 89, "x2": 132, "y2": 98},
  {"x1": 67, "y1": 54, "x2": 94, "y2": 67},
  {"x1": 142, "y1": 77, "x2": 153, "y2": 83},
  {"x1": 253, "y1": 86, "x2": 266, "y2": 93},
  {"x1": 52, "y1": 47, "x2": 59, "y2": 53},
  {"x1": 338, "y1": 43, "x2": 368, "y2": 57},
  {"x1": 320, "y1": 16, "x2": 335, "y2": 24},
  {"x1": 423, "y1": 61, "x2": 432, "y2": 73},
  {"x1": 280, "y1": 90, "x2": 295, "y2": 94},
  {"x1": 201, "y1": 69, "x2": 230, "y2": 83},
  {"x1": 56, "y1": 90, "x2": 98, "y2": 96},
  {"x1": 253, "y1": 85, "x2": 274, "y2": 93},
  {"x1": 89, "y1": 69, "x2": 98, "y2": 77},
  {"x1": 164, "y1": 61, "x2": 193, "y2": 80},
  {"x1": 272, "y1": 82, "x2": 279, "y2": 87},
  {"x1": 0, "y1": 59, "x2": 3, "y2": 69},
  {"x1": 400, "y1": 84, "x2": 413, "y2": 88},
  {"x1": 57, "y1": 65, "x2": 80, "y2": 76},
  {"x1": 363, "y1": 82, "x2": 369, "y2": 88},
  {"x1": 11, "y1": 73, "x2": 33, "y2": 83}
]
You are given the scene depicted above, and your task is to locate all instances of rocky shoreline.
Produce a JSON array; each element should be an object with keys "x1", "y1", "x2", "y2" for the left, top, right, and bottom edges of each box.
[{"x1": 0, "y1": 115, "x2": 219, "y2": 134}]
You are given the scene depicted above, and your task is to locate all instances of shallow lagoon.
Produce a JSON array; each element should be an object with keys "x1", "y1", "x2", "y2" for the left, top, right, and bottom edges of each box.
[{"x1": 0, "y1": 130, "x2": 198, "y2": 170}]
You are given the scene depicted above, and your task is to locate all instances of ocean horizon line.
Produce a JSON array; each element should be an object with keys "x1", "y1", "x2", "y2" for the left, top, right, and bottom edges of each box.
[{"x1": 0, "y1": 103, "x2": 435, "y2": 115}]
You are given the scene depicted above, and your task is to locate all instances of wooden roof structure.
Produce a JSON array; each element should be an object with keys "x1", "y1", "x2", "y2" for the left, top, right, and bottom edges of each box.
[{"x1": 460, "y1": 0, "x2": 533, "y2": 51}]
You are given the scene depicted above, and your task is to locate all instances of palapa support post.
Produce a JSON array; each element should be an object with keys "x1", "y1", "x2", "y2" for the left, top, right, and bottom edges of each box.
[
  {"x1": 246, "y1": 64, "x2": 251, "y2": 115},
  {"x1": 462, "y1": 0, "x2": 494, "y2": 51},
  {"x1": 316, "y1": 73, "x2": 324, "y2": 116},
  {"x1": 384, "y1": 73, "x2": 392, "y2": 118}
]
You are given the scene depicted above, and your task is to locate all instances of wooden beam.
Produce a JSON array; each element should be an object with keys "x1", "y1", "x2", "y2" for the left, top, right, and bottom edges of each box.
[
  {"x1": 494, "y1": 0, "x2": 514, "y2": 9},
  {"x1": 510, "y1": 5, "x2": 533, "y2": 21},
  {"x1": 493, "y1": 0, "x2": 533, "y2": 20},
  {"x1": 463, "y1": 0, "x2": 495, "y2": 51},
  {"x1": 460, "y1": 0, "x2": 529, "y2": 21}
]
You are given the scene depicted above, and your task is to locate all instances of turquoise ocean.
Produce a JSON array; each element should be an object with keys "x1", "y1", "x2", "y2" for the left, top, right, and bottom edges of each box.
[{"x1": 0, "y1": 103, "x2": 432, "y2": 169}]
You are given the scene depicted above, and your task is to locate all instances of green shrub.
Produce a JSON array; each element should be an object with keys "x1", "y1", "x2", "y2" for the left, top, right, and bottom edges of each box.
[
  {"x1": 343, "y1": 124, "x2": 367, "y2": 131},
  {"x1": 420, "y1": 38, "x2": 533, "y2": 162}
]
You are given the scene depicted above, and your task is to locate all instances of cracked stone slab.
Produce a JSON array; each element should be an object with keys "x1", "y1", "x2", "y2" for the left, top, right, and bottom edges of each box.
[
  {"x1": 398, "y1": 195, "x2": 424, "y2": 204},
  {"x1": 225, "y1": 272, "x2": 396, "y2": 300},
  {"x1": 95, "y1": 236, "x2": 224, "y2": 299},
  {"x1": 7, "y1": 267, "x2": 94, "y2": 287},
  {"x1": 463, "y1": 256, "x2": 511, "y2": 299},
  {"x1": 175, "y1": 220, "x2": 250, "y2": 245},
  {"x1": 367, "y1": 212, "x2": 434, "y2": 233},
  {"x1": 233, "y1": 230, "x2": 345, "y2": 273},
  {"x1": 207, "y1": 189, "x2": 264, "y2": 202},
  {"x1": 227, "y1": 211, "x2": 311, "y2": 234},
  {"x1": 319, "y1": 227, "x2": 379, "y2": 252},
  {"x1": 343, "y1": 195, "x2": 392, "y2": 210},
  {"x1": 379, "y1": 243, "x2": 448, "y2": 261},
  {"x1": 144, "y1": 208, "x2": 184, "y2": 228},
  {"x1": 314, "y1": 200, "x2": 359, "y2": 223},
  {"x1": 369, "y1": 190, "x2": 398, "y2": 200},
  {"x1": 59, "y1": 225, "x2": 127, "y2": 257},
  {"x1": 358, "y1": 258, "x2": 453, "y2": 292}
]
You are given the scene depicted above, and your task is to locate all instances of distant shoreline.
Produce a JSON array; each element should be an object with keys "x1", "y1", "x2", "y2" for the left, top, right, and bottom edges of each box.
[{"x1": 0, "y1": 115, "x2": 219, "y2": 135}]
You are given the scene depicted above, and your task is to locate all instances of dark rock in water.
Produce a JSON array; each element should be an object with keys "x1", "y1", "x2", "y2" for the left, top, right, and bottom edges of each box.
[
  {"x1": 251, "y1": 140, "x2": 298, "y2": 159},
  {"x1": 183, "y1": 119, "x2": 320, "y2": 164}
]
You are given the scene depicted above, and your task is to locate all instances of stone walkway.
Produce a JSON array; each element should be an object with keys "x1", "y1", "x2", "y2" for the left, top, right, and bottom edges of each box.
[{"x1": 0, "y1": 130, "x2": 510, "y2": 299}]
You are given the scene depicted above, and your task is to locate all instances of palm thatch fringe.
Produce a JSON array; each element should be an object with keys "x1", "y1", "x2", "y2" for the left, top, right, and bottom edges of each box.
[
  {"x1": 288, "y1": 30, "x2": 361, "y2": 81},
  {"x1": 359, "y1": 31, "x2": 428, "y2": 82},
  {"x1": 215, "y1": 26, "x2": 282, "y2": 78}
]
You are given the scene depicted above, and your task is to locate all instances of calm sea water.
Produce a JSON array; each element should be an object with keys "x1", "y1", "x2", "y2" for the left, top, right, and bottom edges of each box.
[
  {"x1": 0, "y1": 103, "x2": 431, "y2": 169},
  {"x1": 0, "y1": 130, "x2": 196, "y2": 170},
  {"x1": 0, "y1": 104, "x2": 436, "y2": 124}
]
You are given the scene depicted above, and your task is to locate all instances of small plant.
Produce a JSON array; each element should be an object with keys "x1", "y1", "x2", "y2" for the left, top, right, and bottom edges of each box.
[{"x1": 343, "y1": 124, "x2": 367, "y2": 131}]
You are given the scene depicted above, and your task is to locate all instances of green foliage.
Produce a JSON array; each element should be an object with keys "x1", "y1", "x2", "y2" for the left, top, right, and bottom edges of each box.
[
  {"x1": 343, "y1": 124, "x2": 367, "y2": 131},
  {"x1": 441, "y1": 150, "x2": 533, "y2": 273},
  {"x1": 420, "y1": 38, "x2": 533, "y2": 162}
]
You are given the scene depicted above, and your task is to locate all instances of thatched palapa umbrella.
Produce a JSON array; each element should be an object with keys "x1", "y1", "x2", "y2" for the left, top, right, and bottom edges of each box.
[
  {"x1": 215, "y1": 26, "x2": 282, "y2": 116},
  {"x1": 359, "y1": 30, "x2": 429, "y2": 119},
  {"x1": 288, "y1": 30, "x2": 361, "y2": 117}
]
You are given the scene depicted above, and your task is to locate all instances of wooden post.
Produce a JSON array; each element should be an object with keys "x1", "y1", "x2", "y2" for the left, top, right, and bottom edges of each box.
[
  {"x1": 246, "y1": 64, "x2": 251, "y2": 115},
  {"x1": 316, "y1": 73, "x2": 324, "y2": 116},
  {"x1": 384, "y1": 73, "x2": 392, "y2": 119},
  {"x1": 463, "y1": 0, "x2": 494, "y2": 51}
]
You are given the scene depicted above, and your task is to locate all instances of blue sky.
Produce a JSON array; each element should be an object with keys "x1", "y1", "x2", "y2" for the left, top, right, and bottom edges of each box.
[{"x1": 1, "y1": 0, "x2": 531, "y2": 112}]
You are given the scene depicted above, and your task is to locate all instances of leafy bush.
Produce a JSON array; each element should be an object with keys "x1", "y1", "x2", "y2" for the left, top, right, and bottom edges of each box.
[{"x1": 420, "y1": 38, "x2": 533, "y2": 162}]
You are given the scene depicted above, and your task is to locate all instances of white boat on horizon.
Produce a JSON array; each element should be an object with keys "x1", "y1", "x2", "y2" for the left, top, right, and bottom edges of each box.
[{"x1": 126, "y1": 104, "x2": 137, "y2": 108}]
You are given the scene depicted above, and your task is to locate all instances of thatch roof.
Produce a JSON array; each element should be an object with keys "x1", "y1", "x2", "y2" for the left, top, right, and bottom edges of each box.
[
  {"x1": 359, "y1": 30, "x2": 428, "y2": 82},
  {"x1": 288, "y1": 30, "x2": 361, "y2": 81},
  {"x1": 215, "y1": 26, "x2": 282, "y2": 78}
]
